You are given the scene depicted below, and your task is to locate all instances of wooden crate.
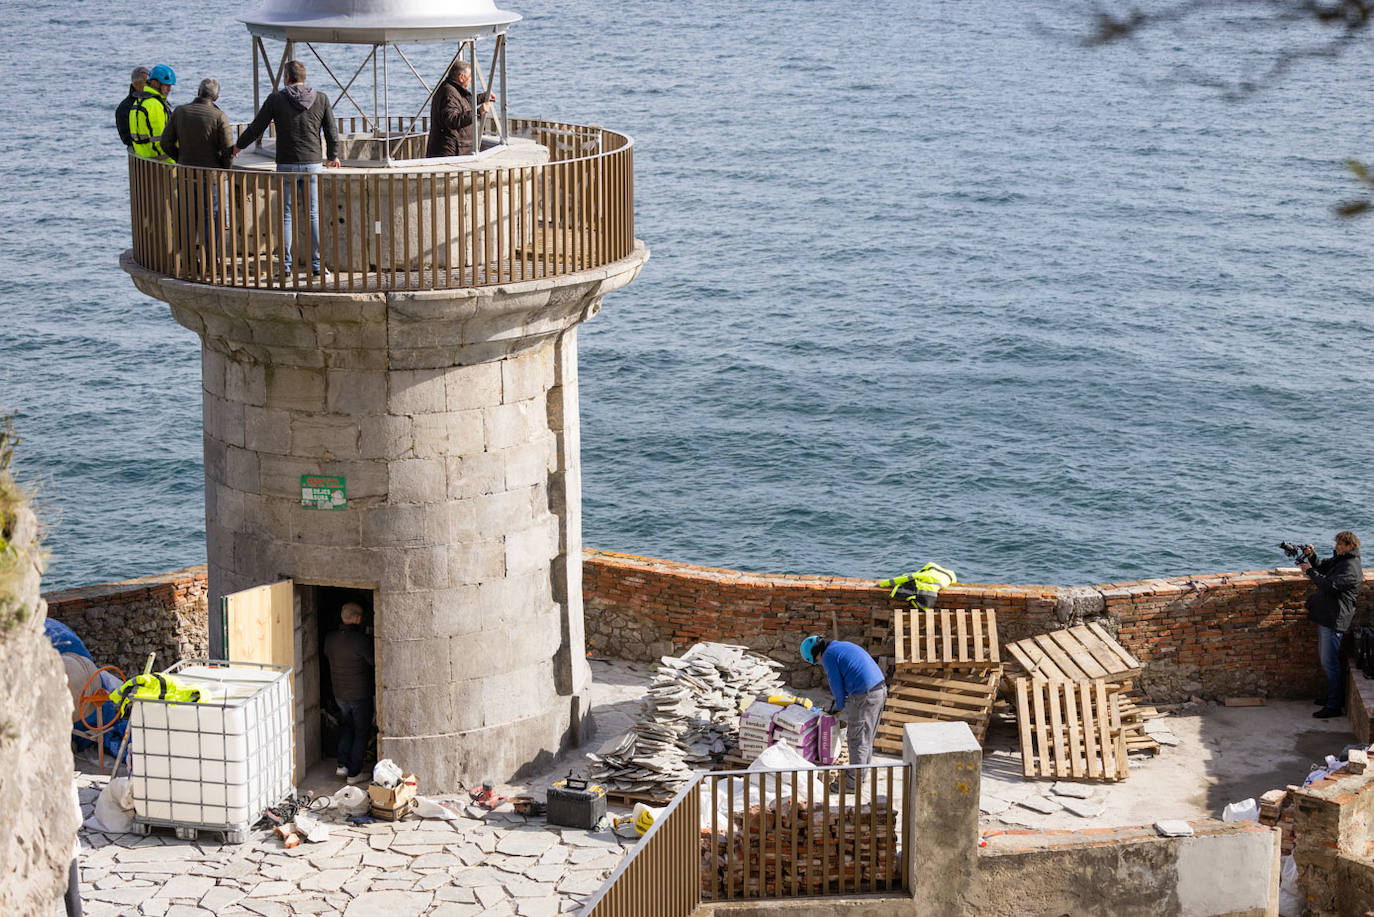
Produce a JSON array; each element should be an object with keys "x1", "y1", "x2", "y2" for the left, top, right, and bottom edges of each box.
[
  {"x1": 874, "y1": 668, "x2": 1000, "y2": 755},
  {"x1": 1006, "y1": 622, "x2": 1141, "y2": 684},
  {"x1": 1014, "y1": 677, "x2": 1129, "y2": 781},
  {"x1": 893, "y1": 607, "x2": 1000, "y2": 669}
]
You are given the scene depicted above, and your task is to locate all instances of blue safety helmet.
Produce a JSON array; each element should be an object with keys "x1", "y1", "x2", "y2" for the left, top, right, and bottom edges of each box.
[
  {"x1": 149, "y1": 64, "x2": 176, "y2": 86},
  {"x1": 800, "y1": 635, "x2": 824, "y2": 665}
]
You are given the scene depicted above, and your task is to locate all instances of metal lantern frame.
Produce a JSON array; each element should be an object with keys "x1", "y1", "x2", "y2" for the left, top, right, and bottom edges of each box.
[{"x1": 242, "y1": 12, "x2": 514, "y2": 166}]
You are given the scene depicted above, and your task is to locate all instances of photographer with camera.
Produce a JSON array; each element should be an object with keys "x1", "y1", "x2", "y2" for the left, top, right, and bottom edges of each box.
[{"x1": 1294, "y1": 532, "x2": 1363, "y2": 719}]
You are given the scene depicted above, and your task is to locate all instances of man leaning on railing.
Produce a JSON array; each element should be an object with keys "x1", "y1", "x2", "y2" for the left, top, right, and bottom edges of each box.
[{"x1": 231, "y1": 60, "x2": 341, "y2": 278}]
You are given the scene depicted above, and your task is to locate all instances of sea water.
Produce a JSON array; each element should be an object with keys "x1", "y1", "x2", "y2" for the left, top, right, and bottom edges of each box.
[{"x1": 2, "y1": 0, "x2": 1372, "y2": 588}]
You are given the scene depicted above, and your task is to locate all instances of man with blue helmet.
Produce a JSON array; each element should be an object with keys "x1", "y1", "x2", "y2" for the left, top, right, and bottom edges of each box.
[
  {"x1": 801, "y1": 635, "x2": 887, "y2": 787},
  {"x1": 129, "y1": 64, "x2": 176, "y2": 160}
]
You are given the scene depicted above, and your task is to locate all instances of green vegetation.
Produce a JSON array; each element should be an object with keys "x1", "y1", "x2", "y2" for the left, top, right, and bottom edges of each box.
[{"x1": 0, "y1": 413, "x2": 33, "y2": 635}]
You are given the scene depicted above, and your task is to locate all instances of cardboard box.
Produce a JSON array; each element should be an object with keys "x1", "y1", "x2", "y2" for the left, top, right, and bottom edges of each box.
[{"x1": 368, "y1": 775, "x2": 417, "y2": 812}]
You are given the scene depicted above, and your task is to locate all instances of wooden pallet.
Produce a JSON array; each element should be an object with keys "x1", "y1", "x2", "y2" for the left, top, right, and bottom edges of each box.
[
  {"x1": 893, "y1": 607, "x2": 1000, "y2": 669},
  {"x1": 1014, "y1": 678, "x2": 1128, "y2": 781},
  {"x1": 874, "y1": 668, "x2": 1000, "y2": 755},
  {"x1": 1110, "y1": 682, "x2": 1161, "y2": 755},
  {"x1": 1006, "y1": 623, "x2": 1141, "y2": 684}
]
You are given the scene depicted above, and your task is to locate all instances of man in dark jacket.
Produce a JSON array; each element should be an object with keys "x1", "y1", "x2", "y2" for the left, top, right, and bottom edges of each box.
[
  {"x1": 163, "y1": 78, "x2": 233, "y2": 167},
  {"x1": 232, "y1": 60, "x2": 341, "y2": 276},
  {"x1": 165, "y1": 78, "x2": 235, "y2": 260},
  {"x1": 324, "y1": 602, "x2": 374, "y2": 783},
  {"x1": 426, "y1": 60, "x2": 492, "y2": 158},
  {"x1": 116, "y1": 66, "x2": 149, "y2": 147},
  {"x1": 1299, "y1": 531, "x2": 1363, "y2": 718}
]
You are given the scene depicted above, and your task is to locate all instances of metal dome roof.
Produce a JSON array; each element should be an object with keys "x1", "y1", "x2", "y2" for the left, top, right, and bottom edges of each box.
[{"x1": 241, "y1": 0, "x2": 520, "y2": 43}]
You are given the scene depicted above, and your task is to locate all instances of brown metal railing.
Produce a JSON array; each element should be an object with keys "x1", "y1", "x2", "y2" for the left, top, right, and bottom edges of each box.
[
  {"x1": 127, "y1": 119, "x2": 634, "y2": 292},
  {"x1": 584, "y1": 779, "x2": 702, "y2": 917},
  {"x1": 583, "y1": 763, "x2": 908, "y2": 916}
]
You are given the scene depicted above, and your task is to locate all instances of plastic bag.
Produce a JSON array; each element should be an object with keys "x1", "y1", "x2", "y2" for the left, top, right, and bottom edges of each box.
[
  {"x1": 1221, "y1": 798, "x2": 1258, "y2": 822},
  {"x1": 84, "y1": 777, "x2": 135, "y2": 834},
  {"x1": 372, "y1": 758, "x2": 403, "y2": 788},
  {"x1": 415, "y1": 796, "x2": 461, "y2": 820},
  {"x1": 1277, "y1": 854, "x2": 1301, "y2": 917},
  {"x1": 332, "y1": 785, "x2": 370, "y2": 816}
]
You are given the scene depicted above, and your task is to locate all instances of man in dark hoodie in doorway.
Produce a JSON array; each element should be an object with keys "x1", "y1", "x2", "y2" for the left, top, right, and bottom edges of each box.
[{"x1": 232, "y1": 60, "x2": 341, "y2": 276}]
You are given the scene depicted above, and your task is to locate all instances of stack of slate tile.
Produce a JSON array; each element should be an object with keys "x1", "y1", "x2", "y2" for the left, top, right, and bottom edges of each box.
[{"x1": 586, "y1": 642, "x2": 786, "y2": 802}]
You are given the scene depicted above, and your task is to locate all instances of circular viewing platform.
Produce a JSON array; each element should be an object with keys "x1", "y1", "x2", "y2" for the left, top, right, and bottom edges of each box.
[{"x1": 127, "y1": 118, "x2": 634, "y2": 293}]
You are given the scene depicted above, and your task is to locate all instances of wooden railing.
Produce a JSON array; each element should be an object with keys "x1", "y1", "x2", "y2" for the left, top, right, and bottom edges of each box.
[
  {"x1": 582, "y1": 763, "x2": 908, "y2": 916},
  {"x1": 584, "y1": 779, "x2": 702, "y2": 917},
  {"x1": 127, "y1": 118, "x2": 633, "y2": 292}
]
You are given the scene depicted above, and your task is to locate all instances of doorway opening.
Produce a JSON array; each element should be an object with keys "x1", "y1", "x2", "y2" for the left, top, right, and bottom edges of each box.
[{"x1": 296, "y1": 584, "x2": 376, "y2": 774}]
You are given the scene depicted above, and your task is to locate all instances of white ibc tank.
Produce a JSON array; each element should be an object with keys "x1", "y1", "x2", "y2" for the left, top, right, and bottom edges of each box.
[{"x1": 128, "y1": 661, "x2": 293, "y2": 833}]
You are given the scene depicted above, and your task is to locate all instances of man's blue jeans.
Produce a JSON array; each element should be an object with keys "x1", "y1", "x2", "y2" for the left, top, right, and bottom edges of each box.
[
  {"x1": 278, "y1": 162, "x2": 323, "y2": 273},
  {"x1": 336, "y1": 696, "x2": 373, "y2": 778},
  {"x1": 1318, "y1": 625, "x2": 1344, "y2": 711}
]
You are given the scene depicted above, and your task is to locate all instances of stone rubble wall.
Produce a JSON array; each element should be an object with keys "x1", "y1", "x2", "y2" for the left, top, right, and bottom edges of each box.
[
  {"x1": 44, "y1": 565, "x2": 208, "y2": 677},
  {"x1": 1291, "y1": 766, "x2": 1374, "y2": 917},
  {"x1": 0, "y1": 494, "x2": 79, "y2": 917}
]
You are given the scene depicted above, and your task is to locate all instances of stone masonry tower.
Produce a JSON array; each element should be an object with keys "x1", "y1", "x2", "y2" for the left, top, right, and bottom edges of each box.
[{"x1": 121, "y1": 0, "x2": 646, "y2": 788}]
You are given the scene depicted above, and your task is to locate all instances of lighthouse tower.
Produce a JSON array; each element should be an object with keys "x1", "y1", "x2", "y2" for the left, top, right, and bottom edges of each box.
[{"x1": 121, "y1": 0, "x2": 647, "y2": 787}]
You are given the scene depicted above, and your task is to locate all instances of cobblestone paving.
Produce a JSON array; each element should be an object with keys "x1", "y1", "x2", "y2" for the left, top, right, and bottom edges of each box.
[
  {"x1": 73, "y1": 772, "x2": 635, "y2": 917},
  {"x1": 69, "y1": 660, "x2": 654, "y2": 917}
]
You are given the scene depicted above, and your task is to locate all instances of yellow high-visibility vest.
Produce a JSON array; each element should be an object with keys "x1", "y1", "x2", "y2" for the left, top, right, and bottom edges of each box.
[{"x1": 129, "y1": 88, "x2": 171, "y2": 160}]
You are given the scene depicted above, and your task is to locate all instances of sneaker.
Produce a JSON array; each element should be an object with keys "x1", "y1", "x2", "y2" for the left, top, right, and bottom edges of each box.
[
  {"x1": 335, "y1": 766, "x2": 348, "y2": 777},
  {"x1": 347, "y1": 771, "x2": 370, "y2": 785},
  {"x1": 1313, "y1": 707, "x2": 1343, "y2": 719}
]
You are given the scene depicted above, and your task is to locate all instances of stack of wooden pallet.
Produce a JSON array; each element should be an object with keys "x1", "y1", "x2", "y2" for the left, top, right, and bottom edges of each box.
[
  {"x1": 873, "y1": 607, "x2": 1003, "y2": 756},
  {"x1": 1006, "y1": 622, "x2": 1157, "y2": 781}
]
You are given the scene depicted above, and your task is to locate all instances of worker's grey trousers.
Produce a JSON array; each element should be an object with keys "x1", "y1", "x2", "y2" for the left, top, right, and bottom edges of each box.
[{"x1": 846, "y1": 684, "x2": 887, "y2": 771}]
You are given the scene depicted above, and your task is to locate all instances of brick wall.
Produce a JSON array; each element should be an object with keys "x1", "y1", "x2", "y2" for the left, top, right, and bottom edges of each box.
[
  {"x1": 583, "y1": 549, "x2": 1374, "y2": 701},
  {"x1": 40, "y1": 554, "x2": 1374, "y2": 704},
  {"x1": 43, "y1": 566, "x2": 209, "y2": 678}
]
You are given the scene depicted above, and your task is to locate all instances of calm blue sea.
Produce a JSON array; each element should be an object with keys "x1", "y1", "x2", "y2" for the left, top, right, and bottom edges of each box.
[{"x1": 2, "y1": 0, "x2": 1373, "y2": 589}]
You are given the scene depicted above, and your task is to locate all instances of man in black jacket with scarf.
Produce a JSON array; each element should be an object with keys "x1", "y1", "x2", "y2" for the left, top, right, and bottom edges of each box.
[
  {"x1": 232, "y1": 60, "x2": 341, "y2": 276},
  {"x1": 1299, "y1": 531, "x2": 1363, "y2": 718}
]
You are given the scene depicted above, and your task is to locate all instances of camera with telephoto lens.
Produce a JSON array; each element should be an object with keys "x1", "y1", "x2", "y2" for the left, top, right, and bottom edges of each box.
[{"x1": 1279, "y1": 541, "x2": 1315, "y2": 563}]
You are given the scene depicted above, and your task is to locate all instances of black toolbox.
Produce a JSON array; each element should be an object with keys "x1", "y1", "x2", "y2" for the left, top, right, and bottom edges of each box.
[{"x1": 547, "y1": 774, "x2": 607, "y2": 829}]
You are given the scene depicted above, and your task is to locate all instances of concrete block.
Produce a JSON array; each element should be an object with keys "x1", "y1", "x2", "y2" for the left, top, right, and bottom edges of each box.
[
  {"x1": 425, "y1": 500, "x2": 477, "y2": 544},
  {"x1": 904, "y1": 722, "x2": 981, "y2": 912},
  {"x1": 448, "y1": 539, "x2": 507, "y2": 586},
  {"x1": 388, "y1": 368, "x2": 448, "y2": 415},
  {"x1": 381, "y1": 685, "x2": 455, "y2": 736},
  {"x1": 1176, "y1": 828, "x2": 1280, "y2": 916},
  {"x1": 445, "y1": 453, "x2": 505, "y2": 500},
  {"x1": 290, "y1": 505, "x2": 363, "y2": 547},
  {"x1": 388, "y1": 458, "x2": 447, "y2": 504},
  {"x1": 505, "y1": 517, "x2": 558, "y2": 575},
  {"x1": 362, "y1": 504, "x2": 431, "y2": 547},
  {"x1": 249, "y1": 318, "x2": 318, "y2": 350},
  {"x1": 326, "y1": 370, "x2": 388, "y2": 416},
  {"x1": 445, "y1": 362, "x2": 503, "y2": 412},
  {"x1": 411, "y1": 411, "x2": 485, "y2": 458},
  {"x1": 318, "y1": 459, "x2": 387, "y2": 500},
  {"x1": 484, "y1": 401, "x2": 543, "y2": 451},
  {"x1": 243, "y1": 406, "x2": 292, "y2": 455},
  {"x1": 201, "y1": 349, "x2": 227, "y2": 399},
  {"x1": 501, "y1": 440, "x2": 553, "y2": 491},
  {"x1": 474, "y1": 570, "x2": 549, "y2": 624},
  {"x1": 203, "y1": 435, "x2": 228, "y2": 485},
  {"x1": 471, "y1": 486, "x2": 543, "y2": 537},
  {"x1": 224, "y1": 446, "x2": 260, "y2": 493},
  {"x1": 258, "y1": 453, "x2": 309, "y2": 499},
  {"x1": 501, "y1": 347, "x2": 554, "y2": 404},
  {"x1": 224, "y1": 358, "x2": 266, "y2": 407},
  {"x1": 265, "y1": 365, "x2": 326, "y2": 412},
  {"x1": 404, "y1": 547, "x2": 450, "y2": 590},
  {"x1": 290, "y1": 546, "x2": 381, "y2": 589},
  {"x1": 377, "y1": 637, "x2": 453, "y2": 690},
  {"x1": 206, "y1": 393, "x2": 245, "y2": 449},
  {"x1": 290, "y1": 415, "x2": 359, "y2": 460},
  {"x1": 359, "y1": 415, "x2": 413, "y2": 460},
  {"x1": 545, "y1": 382, "x2": 579, "y2": 434}
]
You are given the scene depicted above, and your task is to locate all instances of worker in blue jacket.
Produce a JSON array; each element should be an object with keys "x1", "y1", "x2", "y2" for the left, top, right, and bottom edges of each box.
[{"x1": 801, "y1": 636, "x2": 887, "y2": 787}]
